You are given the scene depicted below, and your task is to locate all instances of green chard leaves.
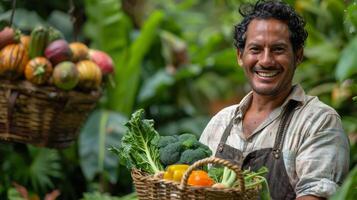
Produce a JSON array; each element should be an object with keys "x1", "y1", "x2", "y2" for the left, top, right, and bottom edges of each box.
[{"x1": 109, "y1": 109, "x2": 163, "y2": 174}]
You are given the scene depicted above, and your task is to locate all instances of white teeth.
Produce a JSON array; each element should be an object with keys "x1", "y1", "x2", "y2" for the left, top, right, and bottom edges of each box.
[{"x1": 256, "y1": 71, "x2": 279, "y2": 77}]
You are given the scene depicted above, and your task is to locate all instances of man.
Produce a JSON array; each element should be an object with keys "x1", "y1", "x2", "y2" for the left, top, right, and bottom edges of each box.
[{"x1": 199, "y1": 0, "x2": 350, "y2": 199}]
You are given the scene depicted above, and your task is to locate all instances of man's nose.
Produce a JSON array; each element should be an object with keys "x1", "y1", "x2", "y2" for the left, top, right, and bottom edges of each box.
[{"x1": 258, "y1": 49, "x2": 275, "y2": 67}]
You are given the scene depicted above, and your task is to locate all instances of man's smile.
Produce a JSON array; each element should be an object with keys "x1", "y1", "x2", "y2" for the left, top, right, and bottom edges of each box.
[{"x1": 253, "y1": 67, "x2": 281, "y2": 79}]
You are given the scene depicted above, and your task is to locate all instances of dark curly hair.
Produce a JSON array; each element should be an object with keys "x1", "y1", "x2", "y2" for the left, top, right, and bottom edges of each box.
[{"x1": 233, "y1": 0, "x2": 308, "y2": 53}]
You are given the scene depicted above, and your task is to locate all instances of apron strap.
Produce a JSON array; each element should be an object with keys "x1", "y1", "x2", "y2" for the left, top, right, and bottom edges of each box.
[
  {"x1": 272, "y1": 100, "x2": 299, "y2": 159},
  {"x1": 216, "y1": 108, "x2": 239, "y2": 152}
]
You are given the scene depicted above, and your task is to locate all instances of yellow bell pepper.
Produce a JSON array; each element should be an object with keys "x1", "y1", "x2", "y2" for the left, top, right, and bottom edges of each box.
[{"x1": 163, "y1": 164, "x2": 189, "y2": 182}]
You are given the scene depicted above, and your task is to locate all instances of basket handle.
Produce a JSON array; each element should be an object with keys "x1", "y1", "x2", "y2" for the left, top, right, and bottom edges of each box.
[{"x1": 179, "y1": 157, "x2": 245, "y2": 192}]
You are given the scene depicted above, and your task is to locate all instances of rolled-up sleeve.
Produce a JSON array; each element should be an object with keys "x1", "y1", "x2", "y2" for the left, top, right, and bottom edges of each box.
[{"x1": 295, "y1": 113, "x2": 350, "y2": 198}]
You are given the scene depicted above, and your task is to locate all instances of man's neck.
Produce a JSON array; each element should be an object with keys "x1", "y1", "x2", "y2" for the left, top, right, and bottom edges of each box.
[{"x1": 249, "y1": 87, "x2": 293, "y2": 113}]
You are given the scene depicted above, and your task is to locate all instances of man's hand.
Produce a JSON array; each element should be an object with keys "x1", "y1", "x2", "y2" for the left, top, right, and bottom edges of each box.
[{"x1": 296, "y1": 195, "x2": 326, "y2": 200}]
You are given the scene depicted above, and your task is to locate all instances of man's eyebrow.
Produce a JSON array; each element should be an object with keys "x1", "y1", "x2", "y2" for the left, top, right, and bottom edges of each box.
[
  {"x1": 245, "y1": 42, "x2": 261, "y2": 47},
  {"x1": 272, "y1": 42, "x2": 289, "y2": 47},
  {"x1": 245, "y1": 41, "x2": 289, "y2": 47}
]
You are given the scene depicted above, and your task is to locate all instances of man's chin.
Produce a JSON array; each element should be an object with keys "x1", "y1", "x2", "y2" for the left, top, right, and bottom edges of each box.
[{"x1": 252, "y1": 86, "x2": 280, "y2": 96}]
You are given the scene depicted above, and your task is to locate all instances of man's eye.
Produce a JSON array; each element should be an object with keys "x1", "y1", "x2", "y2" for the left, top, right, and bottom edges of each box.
[
  {"x1": 274, "y1": 47, "x2": 285, "y2": 53},
  {"x1": 250, "y1": 48, "x2": 260, "y2": 53}
]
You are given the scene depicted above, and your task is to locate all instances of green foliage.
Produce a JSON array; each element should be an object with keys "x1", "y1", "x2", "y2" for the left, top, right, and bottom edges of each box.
[
  {"x1": 110, "y1": 109, "x2": 163, "y2": 174},
  {"x1": 336, "y1": 36, "x2": 357, "y2": 81},
  {"x1": 346, "y1": 3, "x2": 357, "y2": 31},
  {"x1": 109, "y1": 11, "x2": 165, "y2": 115},
  {"x1": 79, "y1": 110, "x2": 127, "y2": 183},
  {"x1": 7, "y1": 188, "x2": 25, "y2": 200},
  {"x1": 81, "y1": 191, "x2": 137, "y2": 200},
  {"x1": 0, "y1": 0, "x2": 356, "y2": 199},
  {"x1": 330, "y1": 166, "x2": 357, "y2": 200},
  {"x1": 1, "y1": 145, "x2": 62, "y2": 194}
]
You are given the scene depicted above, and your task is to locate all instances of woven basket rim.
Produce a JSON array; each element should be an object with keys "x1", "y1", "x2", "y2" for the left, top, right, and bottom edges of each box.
[
  {"x1": 131, "y1": 167, "x2": 260, "y2": 193},
  {"x1": 0, "y1": 79, "x2": 102, "y2": 101}
]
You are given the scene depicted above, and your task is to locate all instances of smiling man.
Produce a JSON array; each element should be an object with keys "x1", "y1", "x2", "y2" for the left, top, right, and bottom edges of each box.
[{"x1": 199, "y1": 1, "x2": 350, "y2": 200}]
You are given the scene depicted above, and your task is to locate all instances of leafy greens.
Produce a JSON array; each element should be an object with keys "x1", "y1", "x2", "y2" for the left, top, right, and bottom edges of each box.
[{"x1": 109, "y1": 109, "x2": 163, "y2": 174}]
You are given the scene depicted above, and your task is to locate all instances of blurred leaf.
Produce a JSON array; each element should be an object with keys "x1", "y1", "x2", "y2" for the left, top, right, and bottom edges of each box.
[
  {"x1": 47, "y1": 10, "x2": 73, "y2": 42},
  {"x1": 158, "y1": 116, "x2": 210, "y2": 138},
  {"x1": 6, "y1": 146, "x2": 62, "y2": 193},
  {"x1": 330, "y1": 166, "x2": 357, "y2": 200},
  {"x1": 336, "y1": 36, "x2": 357, "y2": 81},
  {"x1": 160, "y1": 30, "x2": 187, "y2": 65},
  {"x1": 84, "y1": 0, "x2": 132, "y2": 50},
  {"x1": 174, "y1": 64, "x2": 202, "y2": 80},
  {"x1": 347, "y1": 4, "x2": 357, "y2": 29},
  {"x1": 7, "y1": 188, "x2": 25, "y2": 200},
  {"x1": 28, "y1": 147, "x2": 62, "y2": 192},
  {"x1": 79, "y1": 110, "x2": 127, "y2": 183},
  {"x1": 304, "y1": 42, "x2": 339, "y2": 65},
  {"x1": 353, "y1": 96, "x2": 357, "y2": 102},
  {"x1": 341, "y1": 116, "x2": 357, "y2": 134},
  {"x1": 81, "y1": 191, "x2": 120, "y2": 200},
  {"x1": 108, "y1": 11, "x2": 164, "y2": 115},
  {"x1": 138, "y1": 69, "x2": 175, "y2": 104},
  {"x1": 191, "y1": 33, "x2": 225, "y2": 64},
  {"x1": 307, "y1": 82, "x2": 335, "y2": 96},
  {"x1": 324, "y1": 0, "x2": 345, "y2": 29},
  {"x1": 0, "y1": 8, "x2": 46, "y2": 32}
]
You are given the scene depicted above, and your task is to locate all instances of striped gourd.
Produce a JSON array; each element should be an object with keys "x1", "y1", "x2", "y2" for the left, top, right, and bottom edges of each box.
[
  {"x1": 25, "y1": 57, "x2": 53, "y2": 85},
  {"x1": 76, "y1": 60, "x2": 102, "y2": 90},
  {"x1": 0, "y1": 43, "x2": 29, "y2": 79},
  {"x1": 29, "y1": 26, "x2": 49, "y2": 58}
]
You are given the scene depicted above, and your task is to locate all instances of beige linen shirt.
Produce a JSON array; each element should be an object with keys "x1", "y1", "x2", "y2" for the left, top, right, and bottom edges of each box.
[{"x1": 199, "y1": 84, "x2": 350, "y2": 198}]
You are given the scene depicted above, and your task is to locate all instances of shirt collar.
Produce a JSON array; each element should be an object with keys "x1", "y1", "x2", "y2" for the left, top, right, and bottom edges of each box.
[{"x1": 233, "y1": 84, "x2": 306, "y2": 122}]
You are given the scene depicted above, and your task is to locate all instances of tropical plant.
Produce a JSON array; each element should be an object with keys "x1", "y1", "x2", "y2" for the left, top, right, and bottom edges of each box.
[{"x1": 0, "y1": 0, "x2": 356, "y2": 199}]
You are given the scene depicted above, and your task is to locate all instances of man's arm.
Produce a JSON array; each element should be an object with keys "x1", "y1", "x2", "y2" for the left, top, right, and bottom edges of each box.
[
  {"x1": 295, "y1": 113, "x2": 349, "y2": 198},
  {"x1": 296, "y1": 195, "x2": 326, "y2": 200}
]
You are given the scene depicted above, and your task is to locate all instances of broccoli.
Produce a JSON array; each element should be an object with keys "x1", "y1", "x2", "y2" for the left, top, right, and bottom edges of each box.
[
  {"x1": 178, "y1": 133, "x2": 197, "y2": 142},
  {"x1": 159, "y1": 142, "x2": 182, "y2": 166},
  {"x1": 178, "y1": 148, "x2": 211, "y2": 165},
  {"x1": 197, "y1": 142, "x2": 212, "y2": 156},
  {"x1": 181, "y1": 139, "x2": 200, "y2": 150},
  {"x1": 158, "y1": 133, "x2": 212, "y2": 167},
  {"x1": 158, "y1": 135, "x2": 179, "y2": 148}
]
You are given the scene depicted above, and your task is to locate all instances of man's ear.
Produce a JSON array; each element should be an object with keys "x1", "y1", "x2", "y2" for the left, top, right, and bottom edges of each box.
[
  {"x1": 295, "y1": 48, "x2": 304, "y2": 66},
  {"x1": 237, "y1": 49, "x2": 243, "y2": 66}
]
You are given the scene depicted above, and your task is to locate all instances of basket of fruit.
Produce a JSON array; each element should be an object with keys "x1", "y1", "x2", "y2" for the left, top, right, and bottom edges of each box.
[
  {"x1": 110, "y1": 109, "x2": 265, "y2": 200},
  {"x1": 0, "y1": 26, "x2": 114, "y2": 148}
]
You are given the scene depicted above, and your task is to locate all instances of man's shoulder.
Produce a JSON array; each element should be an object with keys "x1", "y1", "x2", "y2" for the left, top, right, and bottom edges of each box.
[
  {"x1": 302, "y1": 95, "x2": 340, "y2": 117},
  {"x1": 212, "y1": 104, "x2": 239, "y2": 117}
]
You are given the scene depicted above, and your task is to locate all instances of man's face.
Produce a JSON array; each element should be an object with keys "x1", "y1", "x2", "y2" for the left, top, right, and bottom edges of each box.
[{"x1": 237, "y1": 18, "x2": 302, "y2": 97}]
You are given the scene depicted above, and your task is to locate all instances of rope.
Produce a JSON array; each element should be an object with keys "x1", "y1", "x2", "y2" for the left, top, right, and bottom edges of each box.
[
  {"x1": 68, "y1": 0, "x2": 77, "y2": 41},
  {"x1": 10, "y1": 0, "x2": 17, "y2": 26}
]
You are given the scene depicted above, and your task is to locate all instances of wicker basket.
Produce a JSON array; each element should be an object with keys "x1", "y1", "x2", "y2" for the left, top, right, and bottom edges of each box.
[
  {"x1": 0, "y1": 80, "x2": 101, "y2": 148},
  {"x1": 131, "y1": 157, "x2": 260, "y2": 200}
]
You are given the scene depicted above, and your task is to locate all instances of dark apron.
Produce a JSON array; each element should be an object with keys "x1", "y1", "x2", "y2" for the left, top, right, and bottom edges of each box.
[{"x1": 215, "y1": 100, "x2": 298, "y2": 200}]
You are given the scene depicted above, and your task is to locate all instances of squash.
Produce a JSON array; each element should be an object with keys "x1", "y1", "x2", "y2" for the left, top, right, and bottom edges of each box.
[
  {"x1": 52, "y1": 61, "x2": 79, "y2": 90},
  {"x1": 0, "y1": 43, "x2": 29, "y2": 79},
  {"x1": 76, "y1": 60, "x2": 102, "y2": 90},
  {"x1": 69, "y1": 42, "x2": 89, "y2": 62},
  {"x1": 24, "y1": 57, "x2": 53, "y2": 85},
  {"x1": 0, "y1": 27, "x2": 21, "y2": 49},
  {"x1": 20, "y1": 35, "x2": 31, "y2": 51}
]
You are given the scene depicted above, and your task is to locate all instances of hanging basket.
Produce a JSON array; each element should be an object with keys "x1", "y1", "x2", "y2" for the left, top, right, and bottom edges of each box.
[
  {"x1": 0, "y1": 80, "x2": 101, "y2": 148},
  {"x1": 131, "y1": 157, "x2": 260, "y2": 200}
]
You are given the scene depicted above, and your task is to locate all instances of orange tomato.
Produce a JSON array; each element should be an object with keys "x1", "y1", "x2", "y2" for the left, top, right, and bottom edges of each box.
[{"x1": 187, "y1": 170, "x2": 214, "y2": 187}]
